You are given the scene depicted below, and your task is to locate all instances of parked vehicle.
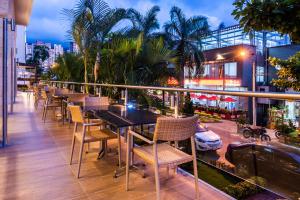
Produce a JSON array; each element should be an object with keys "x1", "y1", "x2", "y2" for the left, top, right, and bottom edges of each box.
[
  {"x1": 243, "y1": 126, "x2": 271, "y2": 141},
  {"x1": 225, "y1": 142, "x2": 300, "y2": 197},
  {"x1": 195, "y1": 125, "x2": 222, "y2": 151}
]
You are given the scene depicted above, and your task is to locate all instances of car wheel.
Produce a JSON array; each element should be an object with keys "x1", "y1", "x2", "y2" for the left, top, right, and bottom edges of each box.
[
  {"x1": 243, "y1": 130, "x2": 252, "y2": 138},
  {"x1": 261, "y1": 135, "x2": 271, "y2": 142},
  {"x1": 275, "y1": 131, "x2": 281, "y2": 138}
]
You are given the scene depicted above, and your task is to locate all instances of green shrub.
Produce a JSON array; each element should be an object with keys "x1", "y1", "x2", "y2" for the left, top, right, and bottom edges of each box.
[{"x1": 224, "y1": 177, "x2": 266, "y2": 200}]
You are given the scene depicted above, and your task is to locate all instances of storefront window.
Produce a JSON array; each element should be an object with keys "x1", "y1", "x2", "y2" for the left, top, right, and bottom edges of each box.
[
  {"x1": 225, "y1": 62, "x2": 237, "y2": 77},
  {"x1": 203, "y1": 64, "x2": 210, "y2": 77},
  {"x1": 256, "y1": 66, "x2": 264, "y2": 82}
]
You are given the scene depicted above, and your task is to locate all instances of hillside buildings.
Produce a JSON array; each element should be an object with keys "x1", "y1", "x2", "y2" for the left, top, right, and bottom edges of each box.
[{"x1": 25, "y1": 41, "x2": 64, "y2": 69}]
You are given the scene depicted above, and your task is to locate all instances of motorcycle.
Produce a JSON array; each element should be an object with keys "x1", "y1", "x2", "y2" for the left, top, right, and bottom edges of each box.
[
  {"x1": 243, "y1": 126, "x2": 271, "y2": 141},
  {"x1": 275, "y1": 130, "x2": 282, "y2": 139}
]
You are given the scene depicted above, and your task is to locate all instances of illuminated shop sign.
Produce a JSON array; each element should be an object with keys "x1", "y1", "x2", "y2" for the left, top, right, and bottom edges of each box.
[{"x1": 185, "y1": 79, "x2": 241, "y2": 87}]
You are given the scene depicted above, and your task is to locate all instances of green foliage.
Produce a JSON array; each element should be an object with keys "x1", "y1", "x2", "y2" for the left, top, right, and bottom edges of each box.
[
  {"x1": 269, "y1": 52, "x2": 300, "y2": 91},
  {"x1": 45, "y1": 53, "x2": 84, "y2": 82},
  {"x1": 62, "y1": 0, "x2": 127, "y2": 91},
  {"x1": 182, "y1": 93, "x2": 194, "y2": 115},
  {"x1": 26, "y1": 45, "x2": 50, "y2": 76},
  {"x1": 57, "y1": 1, "x2": 207, "y2": 93},
  {"x1": 99, "y1": 35, "x2": 175, "y2": 86},
  {"x1": 232, "y1": 0, "x2": 300, "y2": 43},
  {"x1": 181, "y1": 162, "x2": 240, "y2": 193},
  {"x1": 224, "y1": 176, "x2": 266, "y2": 200},
  {"x1": 126, "y1": 6, "x2": 160, "y2": 39},
  {"x1": 236, "y1": 114, "x2": 249, "y2": 125},
  {"x1": 164, "y1": 6, "x2": 209, "y2": 85},
  {"x1": 275, "y1": 119, "x2": 296, "y2": 136}
]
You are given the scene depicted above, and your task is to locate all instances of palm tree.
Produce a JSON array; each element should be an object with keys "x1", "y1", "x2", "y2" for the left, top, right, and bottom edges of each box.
[
  {"x1": 126, "y1": 5, "x2": 160, "y2": 40},
  {"x1": 164, "y1": 6, "x2": 209, "y2": 86},
  {"x1": 136, "y1": 37, "x2": 176, "y2": 86},
  {"x1": 63, "y1": 0, "x2": 126, "y2": 92},
  {"x1": 50, "y1": 53, "x2": 84, "y2": 82}
]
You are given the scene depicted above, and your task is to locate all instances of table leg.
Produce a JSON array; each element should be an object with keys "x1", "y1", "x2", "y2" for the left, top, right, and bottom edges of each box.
[
  {"x1": 62, "y1": 100, "x2": 65, "y2": 125},
  {"x1": 117, "y1": 128, "x2": 122, "y2": 168}
]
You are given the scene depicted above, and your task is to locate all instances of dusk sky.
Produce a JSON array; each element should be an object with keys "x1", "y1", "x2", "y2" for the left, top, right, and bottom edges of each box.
[{"x1": 26, "y1": 0, "x2": 236, "y2": 46}]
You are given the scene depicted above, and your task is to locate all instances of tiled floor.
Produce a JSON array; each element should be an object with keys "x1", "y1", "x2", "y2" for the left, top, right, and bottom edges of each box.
[{"x1": 0, "y1": 93, "x2": 233, "y2": 200}]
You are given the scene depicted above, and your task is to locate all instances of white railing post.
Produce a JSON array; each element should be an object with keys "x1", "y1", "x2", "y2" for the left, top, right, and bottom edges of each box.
[
  {"x1": 175, "y1": 91, "x2": 179, "y2": 118},
  {"x1": 98, "y1": 87, "x2": 102, "y2": 98},
  {"x1": 124, "y1": 89, "x2": 128, "y2": 108}
]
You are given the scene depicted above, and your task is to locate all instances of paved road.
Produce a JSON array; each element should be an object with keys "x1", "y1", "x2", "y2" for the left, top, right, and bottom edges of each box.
[{"x1": 199, "y1": 120, "x2": 278, "y2": 165}]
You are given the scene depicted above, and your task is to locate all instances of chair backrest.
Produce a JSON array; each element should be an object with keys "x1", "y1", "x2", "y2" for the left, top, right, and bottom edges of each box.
[
  {"x1": 100, "y1": 96, "x2": 109, "y2": 105},
  {"x1": 67, "y1": 93, "x2": 88, "y2": 104},
  {"x1": 84, "y1": 97, "x2": 101, "y2": 106},
  {"x1": 55, "y1": 88, "x2": 70, "y2": 95},
  {"x1": 41, "y1": 90, "x2": 48, "y2": 99},
  {"x1": 47, "y1": 86, "x2": 56, "y2": 94},
  {"x1": 68, "y1": 105, "x2": 84, "y2": 123},
  {"x1": 153, "y1": 115, "x2": 198, "y2": 142}
]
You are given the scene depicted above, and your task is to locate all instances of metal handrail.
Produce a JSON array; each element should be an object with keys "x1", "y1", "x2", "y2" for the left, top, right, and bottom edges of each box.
[{"x1": 44, "y1": 80, "x2": 300, "y2": 100}]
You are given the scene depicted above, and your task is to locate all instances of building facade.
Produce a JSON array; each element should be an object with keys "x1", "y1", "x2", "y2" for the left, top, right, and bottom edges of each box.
[
  {"x1": 0, "y1": 0, "x2": 33, "y2": 146},
  {"x1": 185, "y1": 25, "x2": 293, "y2": 125},
  {"x1": 69, "y1": 41, "x2": 79, "y2": 54}
]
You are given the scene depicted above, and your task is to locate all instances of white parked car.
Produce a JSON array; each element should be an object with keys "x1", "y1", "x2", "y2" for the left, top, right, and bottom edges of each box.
[{"x1": 195, "y1": 125, "x2": 222, "y2": 151}]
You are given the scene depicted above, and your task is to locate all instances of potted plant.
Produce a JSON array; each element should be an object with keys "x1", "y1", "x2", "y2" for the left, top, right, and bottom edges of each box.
[{"x1": 236, "y1": 114, "x2": 248, "y2": 134}]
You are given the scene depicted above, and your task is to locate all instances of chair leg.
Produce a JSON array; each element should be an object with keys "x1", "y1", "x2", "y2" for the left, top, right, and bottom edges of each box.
[
  {"x1": 70, "y1": 136, "x2": 76, "y2": 165},
  {"x1": 166, "y1": 166, "x2": 170, "y2": 178},
  {"x1": 77, "y1": 141, "x2": 85, "y2": 178},
  {"x1": 154, "y1": 161, "x2": 160, "y2": 200},
  {"x1": 44, "y1": 107, "x2": 48, "y2": 123},
  {"x1": 191, "y1": 136, "x2": 199, "y2": 200},
  {"x1": 42, "y1": 106, "x2": 45, "y2": 120},
  {"x1": 125, "y1": 131, "x2": 132, "y2": 191},
  {"x1": 117, "y1": 129, "x2": 122, "y2": 168},
  {"x1": 86, "y1": 143, "x2": 90, "y2": 154}
]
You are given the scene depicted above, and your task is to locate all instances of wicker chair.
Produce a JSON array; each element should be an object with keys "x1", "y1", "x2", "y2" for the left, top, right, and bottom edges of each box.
[
  {"x1": 125, "y1": 115, "x2": 199, "y2": 200},
  {"x1": 83, "y1": 96, "x2": 110, "y2": 125},
  {"x1": 55, "y1": 88, "x2": 70, "y2": 95},
  {"x1": 65, "y1": 93, "x2": 89, "y2": 126},
  {"x1": 84, "y1": 96, "x2": 109, "y2": 106},
  {"x1": 68, "y1": 105, "x2": 117, "y2": 178},
  {"x1": 33, "y1": 86, "x2": 44, "y2": 109},
  {"x1": 41, "y1": 90, "x2": 61, "y2": 122}
]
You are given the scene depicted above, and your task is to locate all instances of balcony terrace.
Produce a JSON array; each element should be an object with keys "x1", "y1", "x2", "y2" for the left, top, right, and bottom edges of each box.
[{"x1": 0, "y1": 92, "x2": 232, "y2": 200}]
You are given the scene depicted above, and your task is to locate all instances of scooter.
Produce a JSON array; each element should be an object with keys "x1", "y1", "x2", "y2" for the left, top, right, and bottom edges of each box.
[{"x1": 243, "y1": 126, "x2": 271, "y2": 141}]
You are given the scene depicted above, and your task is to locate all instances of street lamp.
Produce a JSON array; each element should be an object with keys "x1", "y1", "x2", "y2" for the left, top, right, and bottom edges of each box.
[{"x1": 239, "y1": 49, "x2": 257, "y2": 126}]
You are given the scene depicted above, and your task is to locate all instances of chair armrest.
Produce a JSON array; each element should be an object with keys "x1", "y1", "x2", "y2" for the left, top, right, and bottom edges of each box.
[{"x1": 129, "y1": 130, "x2": 154, "y2": 144}]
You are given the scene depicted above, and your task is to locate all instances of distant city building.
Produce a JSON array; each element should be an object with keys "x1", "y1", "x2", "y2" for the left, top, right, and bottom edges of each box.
[
  {"x1": 69, "y1": 42, "x2": 80, "y2": 54},
  {"x1": 26, "y1": 41, "x2": 64, "y2": 69}
]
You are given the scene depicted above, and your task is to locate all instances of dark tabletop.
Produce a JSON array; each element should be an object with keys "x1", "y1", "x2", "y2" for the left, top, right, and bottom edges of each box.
[{"x1": 82, "y1": 105, "x2": 159, "y2": 128}]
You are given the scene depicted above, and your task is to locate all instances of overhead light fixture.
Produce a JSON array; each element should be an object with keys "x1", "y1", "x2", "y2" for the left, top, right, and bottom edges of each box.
[{"x1": 216, "y1": 54, "x2": 224, "y2": 60}]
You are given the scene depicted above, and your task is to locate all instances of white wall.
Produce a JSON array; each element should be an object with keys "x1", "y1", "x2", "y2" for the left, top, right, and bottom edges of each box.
[{"x1": 16, "y1": 25, "x2": 26, "y2": 63}]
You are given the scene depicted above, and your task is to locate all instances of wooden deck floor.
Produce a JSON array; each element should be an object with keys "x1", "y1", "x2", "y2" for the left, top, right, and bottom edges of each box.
[{"x1": 0, "y1": 93, "x2": 233, "y2": 200}]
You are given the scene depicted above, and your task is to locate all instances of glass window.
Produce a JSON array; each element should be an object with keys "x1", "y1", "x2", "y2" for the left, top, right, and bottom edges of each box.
[
  {"x1": 256, "y1": 66, "x2": 264, "y2": 82},
  {"x1": 224, "y1": 62, "x2": 237, "y2": 77},
  {"x1": 203, "y1": 64, "x2": 210, "y2": 77}
]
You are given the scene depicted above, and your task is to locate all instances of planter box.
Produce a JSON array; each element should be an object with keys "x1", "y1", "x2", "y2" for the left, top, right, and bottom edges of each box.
[{"x1": 225, "y1": 113, "x2": 232, "y2": 120}]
